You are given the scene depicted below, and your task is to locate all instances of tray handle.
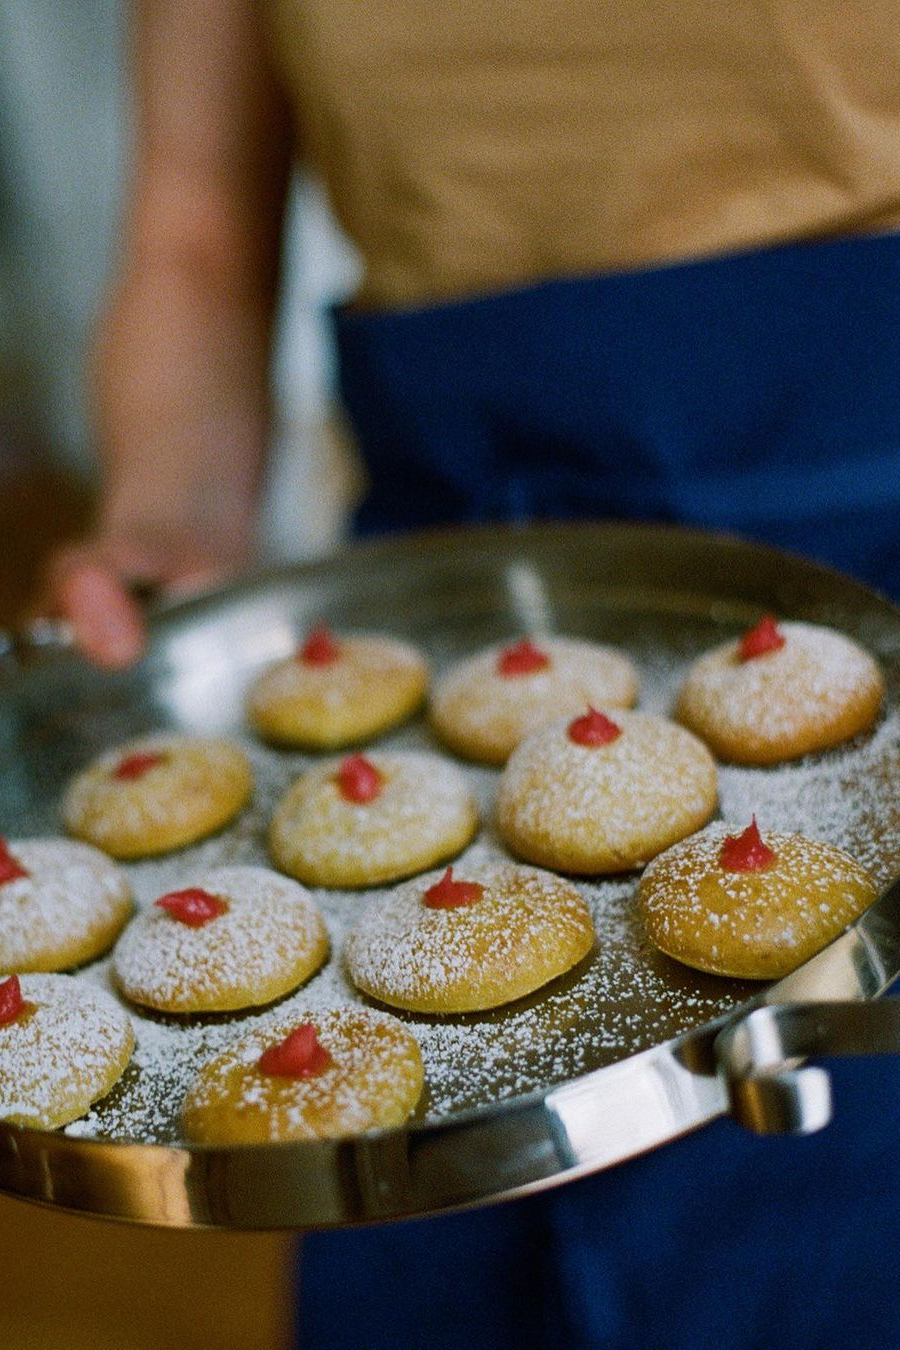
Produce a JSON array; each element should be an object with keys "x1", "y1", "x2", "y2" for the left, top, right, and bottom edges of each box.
[{"x1": 715, "y1": 999, "x2": 900, "y2": 1136}]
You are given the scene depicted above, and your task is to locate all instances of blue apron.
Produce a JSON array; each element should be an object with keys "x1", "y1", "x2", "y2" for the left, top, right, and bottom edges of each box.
[{"x1": 297, "y1": 232, "x2": 900, "y2": 1349}]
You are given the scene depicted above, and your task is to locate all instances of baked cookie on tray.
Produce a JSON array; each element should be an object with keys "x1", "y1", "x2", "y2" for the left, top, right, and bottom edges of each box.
[
  {"x1": 0, "y1": 837, "x2": 132, "y2": 974},
  {"x1": 113, "y1": 865, "x2": 328, "y2": 1014},
  {"x1": 0, "y1": 973, "x2": 134, "y2": 1130},
  {"x1": 675, "y1": 615, "x2": 884, "y2": 764},
  {"x1": 181, "y1": 1006, "x2": 423, "y2": 1143},
  {"x1": 269, "y1": 751, "x2": 479, "y2": 887},
  {"x1": 246, "y1": 624, "x2": 429, "y2": 749},
  {"x1": 62, "y1": 734, "x2": 253, "y2": 859},
  {"x1": 497, "y1": 707, "x2": 717, "y2": 874},
  {"x1": 345, "y1": 860, "x2": 595, "y2": 1013},
  {"x1": 639, "y1": 818, "x2": 877, "y2": 980},
  {"x1": 429, "y1": 635, "x2": 638, "y2": 764}
]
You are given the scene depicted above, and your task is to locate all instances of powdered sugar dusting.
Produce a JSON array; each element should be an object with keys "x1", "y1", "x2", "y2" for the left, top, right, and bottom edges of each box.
[
  {"x1": 430, "y1": 636, "x2": 638, "y2": 761},
  {"x1": 112, "y1": 864, "x2": 327, "y2": 1012},
  {"x1": 497, "y1": 712, "x2": 717, "y2": 871},
  {"x1": 181, "y1": 1005, "x2": 423, "y2": 1142},
  {"x1": 269, "y1": 751, "x2": 478, "y2": 883},
  {"x1": 345, "y1": 861, "x2": 593, "y2": 1011},
  {"x1": 676, "y1": 621, "x2": 884, "y2": 759},
  {"x1": 640, "y1": 823, "x2": 876, "y2": 978},
  {"x1": 0, "y1": 839, "x2": 131, "y2": 971},
  {"x1": 0, "y1": 973, "x2": 133, "y2": 1128}
]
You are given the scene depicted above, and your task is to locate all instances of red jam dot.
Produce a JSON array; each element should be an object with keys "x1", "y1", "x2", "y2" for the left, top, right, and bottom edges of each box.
[
  {"x1": 719, "y1": 818, "x2": 777, "y2": 872},
  {"x1": 155, "y1": 888, "x2": 229, "y2": 927},
  {"x1": 739, "y1": 615, "x2": 786, "y2": 662},
  {"x1": 568, "y1": 707, "x2": 622, "y2": 747},
  {"x1": 258, "y1": 1024, "x2": 332, "y2": 1078},
  {"x1": 0, "y1": 838, "x2": 28, "y2": 886},
  {"x1": 0, "y1": 975, "x2": 25, "y2": 1027},
  {"x1": 337, "y1": 755, "x2": 383, "y2": 804},
  {"x1": 423, "y1": 866, "x2": 485, "y2": 910},
  {"x1": 299, "y1": 624, "x2": 341, "y2": 666},
  {"x1": 113, "y1": 751, "x2": 166, "y2": 782},
  {"x1": 497, "y1": 638, "x2": 552, "y2": 677}
]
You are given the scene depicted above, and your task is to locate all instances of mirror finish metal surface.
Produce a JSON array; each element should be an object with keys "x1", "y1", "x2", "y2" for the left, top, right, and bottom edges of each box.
[{"x1": 1, "y1": 522, "x2": 898, "y2": 1228}]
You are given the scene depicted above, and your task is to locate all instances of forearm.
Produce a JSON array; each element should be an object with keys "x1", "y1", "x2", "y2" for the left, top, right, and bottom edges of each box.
[
  {"x1": 93, "y1": 0, "x2": 292, "y2": 553},
  {"x1": 94, "y1": 255, "x2": 274, "y2": 559}
]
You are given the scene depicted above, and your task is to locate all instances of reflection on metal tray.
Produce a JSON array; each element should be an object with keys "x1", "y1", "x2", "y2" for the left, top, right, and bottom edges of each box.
[{"x1": 1, "y1": 522, "x2": 899, "y2": 1230}]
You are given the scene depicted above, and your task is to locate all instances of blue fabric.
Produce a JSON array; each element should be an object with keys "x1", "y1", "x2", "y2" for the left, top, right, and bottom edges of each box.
[{"x1": 296, "y1": 232, "x2": 900, "y2": 1350}]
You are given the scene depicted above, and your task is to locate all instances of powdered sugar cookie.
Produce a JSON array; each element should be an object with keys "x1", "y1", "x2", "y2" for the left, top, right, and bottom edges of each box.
[
  {"x1": 675, "y1": 616, "x2": 884, "y2": 764},
  {"x1": 246, "y1": 624, "x2": 429, "y2": 749},
  {"x1": 113, "y1": 865, "x2": 328, "y2": 1014},
  {"x1": 0, "y1": 973, "x2": 134, "y2": 1130},
  {"x1": 181, "y1": 1006, "x2": 423, "y2": 1143},
  {"x1": 497, "y1": 707, "x2": 717, "y2": 874},
  {"x1": 639, "y1": 819, "x2": 877, "y2": 979},
  {"x1": 0, "y1": 837, "x2": 132, "y2": 974},
  {"x1": 345, "y1": 861, "x2": 595, "y2": 1013},
  {"x1": 430, "y1": 635, "x2": 638, "y2": 764},
  {"x1": 269, "y1": 751, "x2": 479, "y2": 888},
  {"x1": 62, "y1": 735, "x2": 253, "y2": 859}
]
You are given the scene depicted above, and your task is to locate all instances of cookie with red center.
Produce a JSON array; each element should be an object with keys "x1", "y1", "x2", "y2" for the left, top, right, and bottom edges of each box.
[
  {"x1": 298, "y1": 624, "x2": 341, "y2": 666},
  {"x1": 0, "y1": 973, "x2": 134, "y2": 1130},
  {"x1": 0, "y1": 975, "x2": 26, "y2": 1026},
  {"x1": 269, "y1": 751, "x2": 478, "y2": 888},
  {"x1": 567, "y1": 707, "x2": 621, "y2": 747},
  {"x1": 181, "y1": 1006, "x2": 423, "y2": 1144},
  {"x1": 639, "y1": 822, "x2": 877, "y2": 979},
  {"x1": 718, "y1": 818, "x2": 776, "y2": 872},
  {"x1": 429, "y1": 635, "x2": 638, "y2": 765},
  {"x1": 112, "y1": 865, "x2": 328, "y2": 1014},
  {"x1": 257, "y1": 1023, "x2": 333, "y2": 1077},
  {"x1": 738, "y1": 615, "x2": 786, "y2": 662},
  {"x1": 62, "y1": 735, "x2": 253, "y2": 859},
  {"x1": 246, "y1": 629, "x2": 429, "y2": 749},
  {"x1": 421, "y1": 866, "x2": 484, "y2": 909},
  {"x1": 335, "y1": 755, "x2": 383, "y2": 803},
  {"x1": 0, "y1": 839, "x2": 132, "y2": 975},
  {"x1": 675, "y1": 620, "x2": 884, "y2": 765},
  {"x1": 345, "y1": 860, "x2": 594, "y2": 1013},
  {"x1": 497, "y1": 710, "x2": 717, "y2": 875}
]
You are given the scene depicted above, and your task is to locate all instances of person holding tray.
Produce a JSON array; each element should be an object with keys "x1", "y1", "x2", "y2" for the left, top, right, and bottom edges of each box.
[{"x1": 39, "y1": 2, "x2": 900, "y2": 1347}]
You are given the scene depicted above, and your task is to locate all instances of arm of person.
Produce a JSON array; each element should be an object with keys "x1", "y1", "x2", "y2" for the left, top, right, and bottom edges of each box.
[{"x1": 41, "y1": 0, "x2": 293, "y2": 667}]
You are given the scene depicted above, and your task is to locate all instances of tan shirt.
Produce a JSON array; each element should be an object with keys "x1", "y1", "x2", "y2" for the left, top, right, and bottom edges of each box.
[{"x1": 269, "y1": 1, "x2": 900, "y2": 309}]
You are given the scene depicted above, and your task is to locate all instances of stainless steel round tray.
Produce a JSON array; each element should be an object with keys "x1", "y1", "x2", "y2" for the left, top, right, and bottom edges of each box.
[{"x1": 1, "y1": 522, "x2": 899, "y2": 1230}]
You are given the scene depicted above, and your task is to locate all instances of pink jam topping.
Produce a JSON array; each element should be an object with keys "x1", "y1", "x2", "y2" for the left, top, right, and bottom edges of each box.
[
  {"x1": 155, "y1": 888, "x2": 229, "y2": 927},
  {"x1": 0, "y1": 975, "x2": 25, "y2": 1027},
  {"x1": 568, "y1": 707, "x2": 622, "y2": 747},
  {"x1": 497, "y1": 638, "x2": 552, "y2": 677},
  {"x1": 336, "y1": 754, "x2": 383, "y2": 804},
  {"x1": 299, "y1": 624, "x2": 341, "y2": 666},
  {"x1": 423, "y1": 866, "x2": 485, "y2": 910},
  {"x1": 719, "y1": 818, "x2": 777, "y2": 872},
  {"x1": 0, "y1": 838, "x2": 28, "y2": 886},
  {"x1": 113, "y1": 751, "x2": 166, "y2": 782},
  {"x1": 739, "y1": 615, "x2": 786, "y2": 662},
  {"x1": 258, "y1": 1024, "x2": 332, "y2": 1078}
]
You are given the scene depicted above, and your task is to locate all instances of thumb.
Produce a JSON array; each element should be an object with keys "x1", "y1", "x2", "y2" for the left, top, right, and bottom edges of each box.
[{"x1": 56, "y1": 560, "x2": 146, "y2": 670}]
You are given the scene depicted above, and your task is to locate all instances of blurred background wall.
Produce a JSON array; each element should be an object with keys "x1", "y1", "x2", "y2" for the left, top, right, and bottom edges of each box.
[{"x1": 0, "y1": 2, "x2": 360, "y2": 1344}]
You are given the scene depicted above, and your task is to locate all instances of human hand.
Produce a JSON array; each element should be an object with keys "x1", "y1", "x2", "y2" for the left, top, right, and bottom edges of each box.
[{"x1": 35, "y1": 522, "x2": 249, "y2": 670}]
